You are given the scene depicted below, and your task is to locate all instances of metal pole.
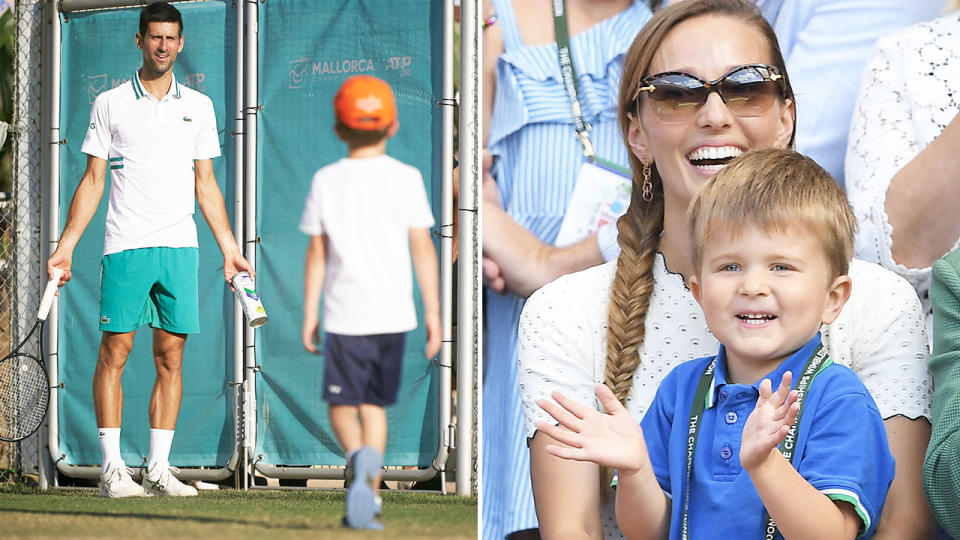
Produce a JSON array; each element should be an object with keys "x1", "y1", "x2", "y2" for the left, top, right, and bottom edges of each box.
[
  {"x1": 456, "y1": 0, "x2": 481, "y2": 497},
  {"x1": 431, "y1": 0, "x2": 456, "y2": 493},
  {"x1": 242, "y1": 0, "x2": 258, "y2": 491},
  {"x1": 232, "y1": 0, "x2": 246, "y2": 491},
  {"x1": 40, "y1": 0, "x2": 63, "y2": 491}
]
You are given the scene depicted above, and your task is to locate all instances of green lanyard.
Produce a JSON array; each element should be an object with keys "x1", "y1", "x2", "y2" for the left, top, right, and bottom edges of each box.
[
  {"x1": 681, "y1": 345, "x2": 832, "y2": 540},
  {"x1": 552, "y1": 1, "x2": 631, "y2": 177}
]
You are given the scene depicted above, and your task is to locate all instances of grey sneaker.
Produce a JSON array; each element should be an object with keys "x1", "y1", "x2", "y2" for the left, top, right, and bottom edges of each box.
[
  {"x1": 98, "y1": 462, "x2": 146, "y2": 498},
  {"x1": 141, "y1": 463, "x2": 199, "y2": 497},
  {"x1": 344, "y1": 446, "x2": 381, "y2": 529}
]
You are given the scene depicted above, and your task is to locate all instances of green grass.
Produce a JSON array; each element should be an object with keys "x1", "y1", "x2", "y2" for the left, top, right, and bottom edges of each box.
[{"x1": 0, "y1": 484, "x2": 477, "y2": 539}]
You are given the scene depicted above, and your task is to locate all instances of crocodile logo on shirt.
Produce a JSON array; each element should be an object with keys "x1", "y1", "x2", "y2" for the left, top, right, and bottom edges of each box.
[{"x1": 183, "y1": 116, "x2": 192, "y2": 122}]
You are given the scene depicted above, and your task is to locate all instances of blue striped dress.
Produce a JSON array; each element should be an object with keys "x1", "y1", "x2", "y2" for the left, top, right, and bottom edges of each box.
[{"x1": 482, "y1": 2, "x2": 652, "y2": 538}]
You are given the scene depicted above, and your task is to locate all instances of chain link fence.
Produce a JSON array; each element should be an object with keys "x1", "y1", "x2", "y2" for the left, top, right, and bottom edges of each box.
[{"x1": 1, "y1": 0, "x2": 43, "y2": 485}]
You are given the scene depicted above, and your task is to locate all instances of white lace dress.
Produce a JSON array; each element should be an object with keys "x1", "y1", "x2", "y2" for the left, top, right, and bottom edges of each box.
[
  {"x1": 518, "y1": 255, "x2": 931, "y2": 539},
  {"x1": 845, "y1": 13, "x2": 960, "y2": 337}
]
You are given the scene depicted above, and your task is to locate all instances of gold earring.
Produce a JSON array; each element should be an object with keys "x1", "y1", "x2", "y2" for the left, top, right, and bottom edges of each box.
[{"x1": 641, "y1": 161, "x2": 653, "y2": 202}]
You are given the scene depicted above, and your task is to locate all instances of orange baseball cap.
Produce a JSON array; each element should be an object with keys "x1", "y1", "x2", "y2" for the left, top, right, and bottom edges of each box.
[{"x1": 334, "y1": 75, "x2": 397, "y2": 131}]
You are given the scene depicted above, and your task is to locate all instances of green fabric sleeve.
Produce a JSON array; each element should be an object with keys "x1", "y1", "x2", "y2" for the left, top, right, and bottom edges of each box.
[{"x1": 925, "y1": 248, "x2": 960, "y2": 538}]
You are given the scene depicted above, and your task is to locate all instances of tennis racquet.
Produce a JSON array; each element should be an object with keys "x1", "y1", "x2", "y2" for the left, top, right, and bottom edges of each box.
[{"x1": 0, "y1": 267, "x2": 63, "y2": 442}]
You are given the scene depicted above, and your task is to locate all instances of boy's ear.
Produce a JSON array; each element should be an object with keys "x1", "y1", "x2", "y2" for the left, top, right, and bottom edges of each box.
[
  {"x1": 386, "y1": 120, "x2": 399, "y2": 138},
  {"x1": 688, "y1": 274, "x2": 703, "y2": 305},
  {"x1": 821, "y1": 274, "x2": 852, "y2": 325}
]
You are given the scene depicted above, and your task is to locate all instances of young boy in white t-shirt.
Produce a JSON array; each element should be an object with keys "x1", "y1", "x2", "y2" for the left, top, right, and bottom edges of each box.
[
  {"x1": 299, "y1": 75, "x2": 441, "y2": 530},
  {"x1": 537, "y1": 149, "x2": 895, "y2": 539}
]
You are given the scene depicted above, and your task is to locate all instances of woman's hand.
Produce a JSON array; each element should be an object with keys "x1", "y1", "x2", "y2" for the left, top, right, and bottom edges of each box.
[{"x1": 479, "y1": 150, "x2": 508, "y2": 293}]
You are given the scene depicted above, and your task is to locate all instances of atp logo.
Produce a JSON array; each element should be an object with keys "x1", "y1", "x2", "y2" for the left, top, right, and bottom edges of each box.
[{"x1": 385, "y1": 56, "x2": 413, "y2": 78}]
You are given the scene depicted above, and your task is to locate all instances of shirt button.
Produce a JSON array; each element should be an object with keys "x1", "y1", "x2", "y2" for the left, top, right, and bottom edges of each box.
[
  {"x1": 720, "y1": 445, "x2": 733, "y2": 460},
  {"x1": 719, "y1": 390, "x2": 729, "y2": 401},
  {"x1": 725, "y1": 411, "x2": 738, "y2": 424}
]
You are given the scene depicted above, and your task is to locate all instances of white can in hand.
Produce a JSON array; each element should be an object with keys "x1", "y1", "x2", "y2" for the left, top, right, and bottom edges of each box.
[{"x1": 232, "y1": 271, "x2": 268, "y2": 328}]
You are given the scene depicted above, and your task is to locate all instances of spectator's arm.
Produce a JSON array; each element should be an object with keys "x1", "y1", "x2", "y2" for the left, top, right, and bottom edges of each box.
[
  {"x1": 874, "y1": 416, "x2": 933, "y2": 540},
  {"x1": 483, "y1": 202, "x2": 603, "y2": 297},
  {"x1": 885, "y1": 113, "x2": 960, "y2": 269},
  {"x1": 530, "y1": 432, "x2": 606, "y2": 540}
]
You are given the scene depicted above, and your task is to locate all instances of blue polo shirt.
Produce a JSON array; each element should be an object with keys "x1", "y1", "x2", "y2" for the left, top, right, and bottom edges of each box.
[{"x1": 638, "y1": 335, "x2": 895, "y2": 539}]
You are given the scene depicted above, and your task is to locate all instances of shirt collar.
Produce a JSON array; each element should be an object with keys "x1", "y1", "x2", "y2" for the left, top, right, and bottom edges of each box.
[
  {"x1": 131, "y1": 70, "x2": 182, "y2": 101},
  {"x1": 708, "y1": 333, "x2": 823, "y2": 409}
]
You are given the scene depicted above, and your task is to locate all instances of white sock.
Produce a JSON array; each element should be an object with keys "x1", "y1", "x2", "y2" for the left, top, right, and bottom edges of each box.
[
  {"x1": 147, "y1": 428, "x2": 175, "y2": 474},
  {"x1": 98, "y1": 428, "x2": 122, "y2": 473}
]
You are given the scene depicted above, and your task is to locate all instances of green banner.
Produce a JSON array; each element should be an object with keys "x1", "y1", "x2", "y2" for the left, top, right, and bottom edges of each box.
[{"x1": 254, "y1": 0, "x2": 444, "y2": 466}]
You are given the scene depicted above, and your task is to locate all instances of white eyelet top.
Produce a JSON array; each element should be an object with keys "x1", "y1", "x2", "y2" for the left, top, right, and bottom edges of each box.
[{"x1": 846, "y1": 13, "x2": 960, "y2": 340}]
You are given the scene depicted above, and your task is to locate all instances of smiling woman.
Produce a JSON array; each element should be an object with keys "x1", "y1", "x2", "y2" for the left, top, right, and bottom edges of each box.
[{"x1": 515, "y1": 0, "x2": 933, "y2": 539}]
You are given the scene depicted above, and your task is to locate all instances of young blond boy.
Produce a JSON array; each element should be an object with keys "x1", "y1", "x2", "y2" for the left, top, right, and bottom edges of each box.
[
  {"x1": 538, "y1": 148, "x2": 895, "y2": 539},
  {"x1": 299, "y1": 75, "x2": 441, "y2": 530}
]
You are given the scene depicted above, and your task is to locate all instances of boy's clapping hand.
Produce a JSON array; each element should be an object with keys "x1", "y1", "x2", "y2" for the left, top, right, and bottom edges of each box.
[
  {"x1": 536, "y1": 384, "x2": 649, "y2": 476},
  {"x1": 740, "y1": 372, "x2": 800, "y2": 471}
]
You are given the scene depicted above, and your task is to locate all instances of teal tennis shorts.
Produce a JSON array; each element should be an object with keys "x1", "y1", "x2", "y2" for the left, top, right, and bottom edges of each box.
[{"x1": 99, "y1": 247, "x2": 200, "y2": 334}]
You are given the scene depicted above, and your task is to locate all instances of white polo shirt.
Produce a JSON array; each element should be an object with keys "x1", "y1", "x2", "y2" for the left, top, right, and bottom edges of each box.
[{"x1": 81, "y1": 71, "x2": 221, "y2": 255}]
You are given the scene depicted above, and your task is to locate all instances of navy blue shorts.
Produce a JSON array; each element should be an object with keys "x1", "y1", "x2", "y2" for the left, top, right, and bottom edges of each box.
[{"x1": 322, "y1": 332, "x2": 406, "y2": 407}]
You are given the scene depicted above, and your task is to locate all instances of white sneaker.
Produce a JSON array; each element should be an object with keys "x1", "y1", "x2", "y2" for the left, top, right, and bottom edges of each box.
[
  {"x1": 98, "y1": 462, "x2": 146, "y2": 498},
  {"x1": 141, "y1": 463, "x2": 199, "y2": 497}
]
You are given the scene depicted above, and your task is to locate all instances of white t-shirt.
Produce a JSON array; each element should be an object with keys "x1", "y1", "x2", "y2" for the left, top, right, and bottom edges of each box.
[
  {"x1": 518, "y1": 255, "x2": 931, "y2": 538},
  {"x1": 81, "y1": 72, "x2": 221, "y2": 255},
  {"x1": 299, "y1": 155, "x2": 435, "y2": 335}
]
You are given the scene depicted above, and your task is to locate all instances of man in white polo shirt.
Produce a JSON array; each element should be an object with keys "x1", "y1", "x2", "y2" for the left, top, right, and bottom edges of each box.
[{"x1": 46, "y1": 2, "x2": 252, "y2": 498}]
